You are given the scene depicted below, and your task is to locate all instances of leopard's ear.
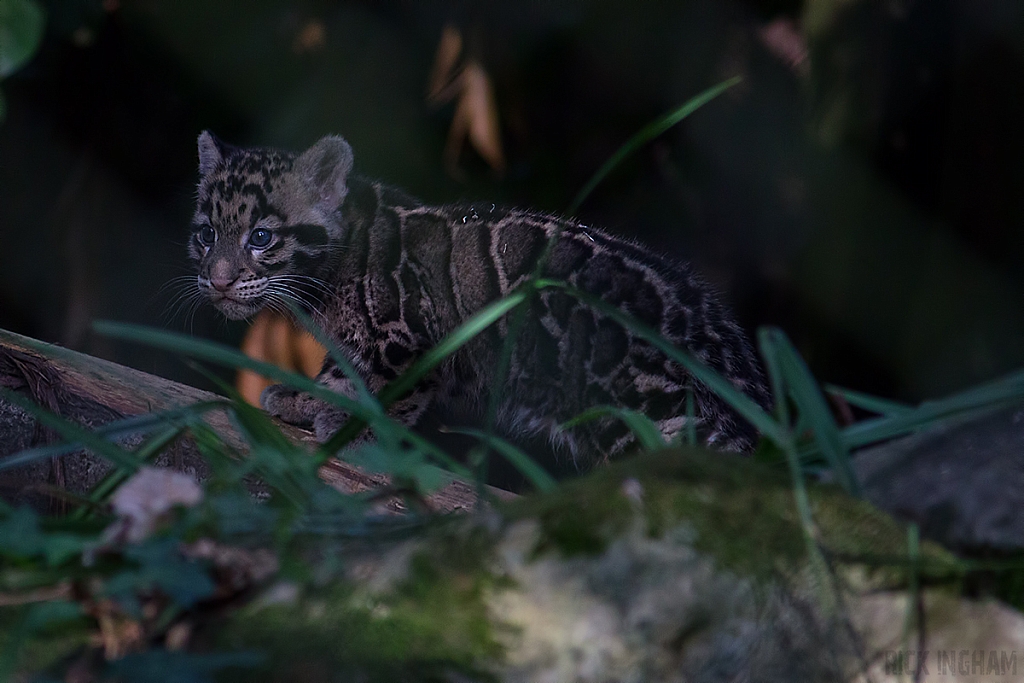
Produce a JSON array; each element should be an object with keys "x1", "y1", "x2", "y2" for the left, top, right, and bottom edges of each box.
[
  {"x1": 197, "y1": 130, "x2": 228, "y2": 176},
  {"x1": 294, "y1": 135, "x2": 354, "y2": 210}
]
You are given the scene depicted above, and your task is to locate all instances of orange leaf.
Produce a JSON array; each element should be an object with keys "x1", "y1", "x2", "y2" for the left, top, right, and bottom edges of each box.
[
  {"x1": 445, "y1": 61, "x2": 505, "y2": 174},
  {"x1": 427, "y1": 23, "x2": 463, "y2": 103}
]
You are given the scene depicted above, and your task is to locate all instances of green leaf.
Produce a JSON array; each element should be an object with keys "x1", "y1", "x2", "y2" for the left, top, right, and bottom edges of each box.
[
  {"x1": 0, "y1": 0, "x2": 45, "y2": 78},
  {"x1": 567, "y1": 76, "x2": 742, "y2": 214},
  {"x1": 563, "y1": 405, "x2": 668, "y2": 452},
  {"x1": 106, "y1": 538, "x2": 217, "y2": 610}
]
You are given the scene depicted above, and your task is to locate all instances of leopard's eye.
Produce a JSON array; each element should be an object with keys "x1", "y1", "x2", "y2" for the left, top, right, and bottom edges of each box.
[
  {"x1": 197, "y1": 225, "x2": 216, "y2": 246},
  {"x1": 249, "y1": 228, "x2": 273, "y2": 249}
]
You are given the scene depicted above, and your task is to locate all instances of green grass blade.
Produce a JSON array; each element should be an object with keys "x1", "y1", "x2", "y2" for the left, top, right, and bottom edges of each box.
[
  {"x1": 377, "y1": 288, "x2": 531, "y2": 406},
  {"x1": 286, "y1": 303, "x2": 380, "y2": 412},
  {"x1": 841, "y1": 369, "x2": 1024, "y2": 449},
  {"x1": 0, "y1": 401, "x2": 227, "y2": 471},
  {"x1": 537, "y1": 280, "x2": 786, "y2": 445},
  {"x1": 320, "y1": 287, "x2": 532, "y2": 454},
  {"x1": 764, "y1": 328, "x2": 859, "y2": 497},
  {"x1": 823, "y1": 384, "x2": 912, "y2": 417},
  {"x1": 94, "y1": 321, "x2": 459, "y2": 474},
  {"x1": 567, "y1": 76, "x2": 741, "y2": 214},
  {"x1": 563, "y1": 405, "x2": 668, "y2": 452},
  {"x1": 93, "y1": 321, "x2": 378, "y2": 423},
  {"x1": 758, "y1": 327, "x2": 790, "y2": 427},
  {"x1": 447, "y1": 427, "x2": 557, "y2": 493},
  {"x1": 191, "y1": 363, "x2": 299, "y2": 457},
  {"x1": 0, "y1": 387, "x2": 141, "y2": 473},
  {"x1": 780, "y1": 439, "x2": 835, "y2": 611},
  {"x1": 685, "y1": 387, "x2": 696, "y2": 447},
  {"x1": 78, "y1": 424, "x2": 185, "y2": 518},
  {"x1": 476, "y1": 292, "x2": 537, "y2": 498}
]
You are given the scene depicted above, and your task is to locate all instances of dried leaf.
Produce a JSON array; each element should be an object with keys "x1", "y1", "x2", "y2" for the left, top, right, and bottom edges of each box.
[
  {"x1": 445, "y1": 61, "x2": 505, "y2": 174},
  {"x1": 183, "y1": 538, "x2": 279, "y2": 591},
  {"x1": 293, "y1": 19, "x2": 326, "y2": 54},
  {"x1": 86, "y1": 598, "x2": 145, "y2": 660},
  {"x1": 758, "y1": 18, "x2": 810, "y2": 75},
  {"x1": 237, "y1": 309, "x2": 326, "y2": 405},
  {"x1": 426, "y1": 23, "x2": 463, "y2": 102}
]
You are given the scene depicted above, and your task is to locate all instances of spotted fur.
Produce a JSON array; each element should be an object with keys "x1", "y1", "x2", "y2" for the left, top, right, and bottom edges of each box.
[{"x1": 190, "y1": 132, "x2": 771, "y2": 465}]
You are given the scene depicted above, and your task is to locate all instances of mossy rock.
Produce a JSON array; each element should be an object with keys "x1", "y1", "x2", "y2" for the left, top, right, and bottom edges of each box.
[{"x1": 203, "y1": 448, "x2": 1022, "y2": 682}]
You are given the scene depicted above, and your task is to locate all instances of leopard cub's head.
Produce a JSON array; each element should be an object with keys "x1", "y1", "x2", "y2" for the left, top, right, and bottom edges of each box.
[{"x1": 189, "y1": 131, "x2": 354, "y2": 319}]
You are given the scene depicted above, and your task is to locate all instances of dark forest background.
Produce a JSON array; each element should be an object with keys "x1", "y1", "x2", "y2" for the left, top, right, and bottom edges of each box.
[{"x1": 1, "y1": 0, "x2": 1023, "y2": 405}]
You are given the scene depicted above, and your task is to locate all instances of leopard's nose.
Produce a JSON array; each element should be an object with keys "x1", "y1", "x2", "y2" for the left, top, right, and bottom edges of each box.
[
  {"x1": 210, "y1": 275, "x2": 238, "y2": 292},
  {"x1": 209, "y1": 258, "x2": 239, "y2": 292}
]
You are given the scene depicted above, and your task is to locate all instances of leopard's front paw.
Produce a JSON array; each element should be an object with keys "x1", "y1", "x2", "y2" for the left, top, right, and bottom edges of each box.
[
  {"x1": 313, "y1": 406, "x2": 349, "y2": 443},
  {"x1": 260, "y1": 384, "x2": 318, "y2": 427}
]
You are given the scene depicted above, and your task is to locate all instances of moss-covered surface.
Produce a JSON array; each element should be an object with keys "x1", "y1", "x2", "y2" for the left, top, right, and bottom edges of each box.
[
  {"x1": 0, "y1": 601, "x2": 92, "y2": 677},
  {"x1": 507, "y1": 447, "x2": 959, "y2": 584},
  {"x1": 215, "y1": 527, "x2": 509, "y2": 682}
]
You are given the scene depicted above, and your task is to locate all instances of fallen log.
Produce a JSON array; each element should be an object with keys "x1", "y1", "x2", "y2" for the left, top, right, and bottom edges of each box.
[{"x1": 0, "y1": 328, "x2": 483, "y2": 512}]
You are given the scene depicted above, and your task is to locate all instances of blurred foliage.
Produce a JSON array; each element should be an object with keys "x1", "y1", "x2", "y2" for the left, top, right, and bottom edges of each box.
[{"x1": 0, "y1": 0, "x2": 44, "y2": 121}]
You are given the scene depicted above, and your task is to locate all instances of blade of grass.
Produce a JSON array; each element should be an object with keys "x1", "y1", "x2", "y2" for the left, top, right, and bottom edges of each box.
[
  {"x1": 473, "y1": 294, "x2": 539, "y2": 503},
  {"x1": 377, "y1": 288, "x2": 532, "y2": 407},
  {"x1": 537, "y1": 279, "x2": 786, "y2": 445},
  {"x1": 320, "y1": 287, "x2": 532, "y2": 454},
  {"x1": 567, "y1": 76, "x2": 742, "y2": 214},
  {"x1": 841, "y1": 375, "x2": 1024, "y2": 449},
  {"x1": 0, "y1": 387, "x2": 141, "y2": 473},
  {"x1": 191, "y1": 363, "x2": 300, "y2": 457},
  {"x1": 758, "y1": 327, "x2": 790, "y2": 427},
  {"x1": 823, "y1": 384, "x2": 912, "y2": 417},
  {"x1": 94, "y1": 321, "x2": 383, "y2": 434},
  {"x1": 76, "y1": 424, "x2": 186, "y2": 519},
  {"x1": 685, "y1": 387, "x2": 697, "y2": 447},
  {"x1": 0, "y1": 401, "x2": 227, "y2": 472},
  {"x1": 562, "y1": 405, "x2": 668, "y2": 452},
  {"x1": 94, "y1": 322, "x2": 359, "y2": 407},
  {"x1": 902, "y1": 523, "x2": 922, "y2": 676},
  {"x1": 93, "y1": 321, "x2": 473, "y2": 478},
  {"x1": 763, "y1": 328, "x2": 859, "y2": 496},
  {"x1": 780, "y1": 439, "x2": 836, "y2": 613},
  {"x1": 286, "y1": 303, "x2": 379, "y2": 412},
  {"x1": 190, "y1": 364, "x2": 334, "y2": 507},
  {"x1": 445, "y1": 427, "x2": 557, "y2": 493}
]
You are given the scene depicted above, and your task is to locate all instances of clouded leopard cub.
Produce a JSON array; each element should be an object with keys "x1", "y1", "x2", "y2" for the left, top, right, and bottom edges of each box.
[{"x1": 190, "y1": 132, "x2": 771, "y2": 465}]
